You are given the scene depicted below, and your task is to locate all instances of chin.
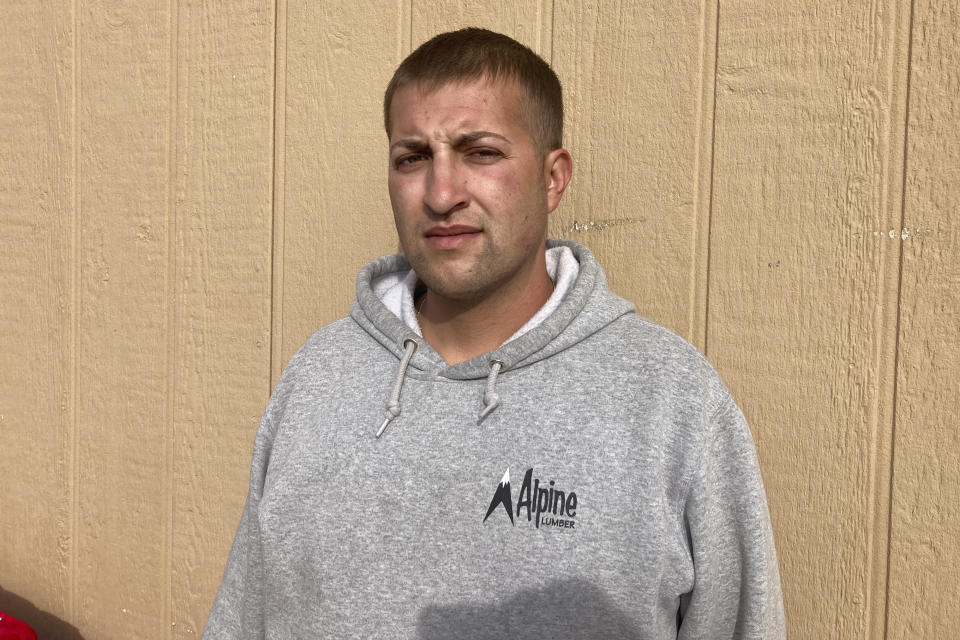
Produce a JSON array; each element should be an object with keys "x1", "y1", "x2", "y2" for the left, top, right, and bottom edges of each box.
[
  {"x1": 418, "y1": 276, "x2": 475, "y2": 301},
  {"x1": 427, "y1": 275, "x2": 507, "y2": 305}
]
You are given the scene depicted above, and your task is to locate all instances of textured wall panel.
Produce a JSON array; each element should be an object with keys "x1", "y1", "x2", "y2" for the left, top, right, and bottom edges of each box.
[
  {"x1": 279, "y1": 0, "x2": 402, "y2": 364},
  {"x1": 708, "y1": 2, "x2": 903, "y2": 638},
  {"x1": 551, "y1": 0, "x2": 708, "y2": 341},
  {"x1": 2, "y1": 3, "x2": 960, "y2": 638},
  {"x1": 74, "y1": 1, "x2": 171, "y2": 636},
  {"x1": 0, "y1": 3, "x2": 74, "y2": 635},
  {"x1": 171, "y1": 1, "x2": 276, "y2": 636},
  {"x1": 411, "y1": 0, "x2": 547, "y2": 52},
  {"x1": 887, "y1": 0, "x2": 960, "y2": 636}
]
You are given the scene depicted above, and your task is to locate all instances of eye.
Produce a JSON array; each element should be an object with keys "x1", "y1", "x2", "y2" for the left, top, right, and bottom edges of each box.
[
  {"x1": 467, "y1": 147, "x2": 504, "y2": 163},
  {"x1": 393, "y1": 153, "x2": 428, "y2": 171}
]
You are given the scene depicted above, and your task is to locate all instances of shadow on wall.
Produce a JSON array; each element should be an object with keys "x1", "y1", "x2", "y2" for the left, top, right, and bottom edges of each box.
[
  {"x1": 0, "y1": 586, "x2": 85, "y2": 640},
  {"x1": 416, "y1": 577, "x2": 646, "y2": 639}
]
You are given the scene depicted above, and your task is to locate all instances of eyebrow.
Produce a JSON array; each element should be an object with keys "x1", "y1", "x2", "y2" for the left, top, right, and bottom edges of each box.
[
  {"x1": 454, "y1": 130, "x2": 511, "y2": 146},
  {"x1": 389, "y1": 130, "x2": 511, "y2": 153}
]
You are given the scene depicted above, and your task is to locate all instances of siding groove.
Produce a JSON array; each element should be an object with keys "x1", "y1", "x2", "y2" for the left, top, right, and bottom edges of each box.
[
  {"x1": 691, "y1": 0, "x2": 719, "y2": 353},
  {"x1": 164, "y1": 1, "x2": 180, "y2": 638},
  {"x1": 70, "y1": 1, "x2": 80, "y2": 636},
  {"x1": 871, "y1": 1, "x2": 917, "y2": 637},
  {"x1": 271, "y1": 0, "x2": 286, "y2": 390}
]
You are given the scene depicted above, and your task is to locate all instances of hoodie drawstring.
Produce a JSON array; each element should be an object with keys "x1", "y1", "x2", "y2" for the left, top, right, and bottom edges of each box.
[
  {"x1": 478, "y1": 360, "x2": 504, "y2": 424},
  {"x1": 377, "y1": 346, "x2": 505, "y2": 436},
  {"x1": 377, "y1": 338, "x2": 418, "y2": 438}
]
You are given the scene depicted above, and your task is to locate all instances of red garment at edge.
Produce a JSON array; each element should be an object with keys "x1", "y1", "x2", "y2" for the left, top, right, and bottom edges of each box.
[{"x1": 0, "y1": 612, "x2": 38, "y2": 640}]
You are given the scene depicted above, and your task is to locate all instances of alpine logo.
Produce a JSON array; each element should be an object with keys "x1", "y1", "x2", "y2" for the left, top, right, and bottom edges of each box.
[{"x1": 482, "y1": 468, "x2": 578, "y2": 530}]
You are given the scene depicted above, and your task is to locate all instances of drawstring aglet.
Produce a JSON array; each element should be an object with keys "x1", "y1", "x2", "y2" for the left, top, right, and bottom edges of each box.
[
  {"x1": 478, "y1": 360, "x2": 504, "y2": 424},
  {"x1": 376, "y1": 338, "x2": 418, "y2": 438}
]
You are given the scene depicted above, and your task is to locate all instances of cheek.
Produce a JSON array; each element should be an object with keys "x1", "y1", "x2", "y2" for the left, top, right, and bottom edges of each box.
[
  {"x1": 477, "y1": 168, "x2": 525, "y2": 203},
  {"x1": 388, "y1": 177, "x2": 416, "y2": 215}
]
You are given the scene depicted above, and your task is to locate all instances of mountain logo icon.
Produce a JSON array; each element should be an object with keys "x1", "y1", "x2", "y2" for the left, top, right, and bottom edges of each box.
[{"x1": 483, "y1": 468, "x2": 514, "y2": 525}]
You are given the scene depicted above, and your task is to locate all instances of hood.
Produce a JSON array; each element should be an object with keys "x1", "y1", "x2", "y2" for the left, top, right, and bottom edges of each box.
[
  {"x1": 350, "y1": 239, "x2": 634, "y2": 378},
  {"x1": 349, "y1": 239, "x2": 636, "y2": 435}
]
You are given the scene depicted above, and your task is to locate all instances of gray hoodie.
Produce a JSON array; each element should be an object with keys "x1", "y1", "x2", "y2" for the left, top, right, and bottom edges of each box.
[{"x1": 203, "y1": 240, "x2": 786, "y2": 639}]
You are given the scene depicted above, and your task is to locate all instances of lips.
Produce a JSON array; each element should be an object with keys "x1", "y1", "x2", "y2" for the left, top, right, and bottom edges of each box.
[
  {"x1": 424, "y1": 225, "x2": 482, "y2": 249},
  {"x1": 425, "y1": 225, "x2": 481, "y2": 237}
]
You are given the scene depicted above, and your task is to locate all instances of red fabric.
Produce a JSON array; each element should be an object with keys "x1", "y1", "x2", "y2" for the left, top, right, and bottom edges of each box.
[{"x1": 0, "y1": 612, "x2": 38, "y2": 640}]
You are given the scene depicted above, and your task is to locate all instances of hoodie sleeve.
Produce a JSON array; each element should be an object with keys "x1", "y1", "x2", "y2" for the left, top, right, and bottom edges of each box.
[
  {"x1": 201, "y1": 403, "x2": 279, "y2": 639},
  {"x1": 677, "y1": 392, "x2": 786, "y2": 640}
]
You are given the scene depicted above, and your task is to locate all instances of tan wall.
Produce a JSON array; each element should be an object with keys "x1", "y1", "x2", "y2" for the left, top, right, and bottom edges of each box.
[{"x1": 1, "y1": 1, "x2": 957, "y2": 638}]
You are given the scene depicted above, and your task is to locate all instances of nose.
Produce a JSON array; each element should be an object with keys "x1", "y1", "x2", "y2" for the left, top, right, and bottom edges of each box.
[{"x1": 423, "y1": 154, "x2": 468, "y2": 216}]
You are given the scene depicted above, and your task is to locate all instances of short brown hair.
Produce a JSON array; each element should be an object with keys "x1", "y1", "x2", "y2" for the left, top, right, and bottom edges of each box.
[{"x1": 384, "y1": 28, "x2": 563, "y2": 153}]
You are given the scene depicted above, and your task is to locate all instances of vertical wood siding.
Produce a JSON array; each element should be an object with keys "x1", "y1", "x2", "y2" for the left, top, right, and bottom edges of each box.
[
  {"x1": 707, "y1": 2, "x2": 909, "y2": 637},
  {"x1": 0, "y1": 1, "x2": 74, "y2": 633},
  {"x1": 278, "y1": 0, "x2": 401, "y2": 368},
  {"x1": 1, "y1": 1, "x2": 957, "y2": 638},
  {"x1": 73, "y1": 2, "x2": 170, "y2": 636},
  {"x1": 169, "y1": 2, "x2": 275, "y2": 637},
  {"x1": 552, "y1": 0, "x2": 708, "y2": 344},
  {"x1": 887, "y1": 0, "x2": 960, "y2": 636}
]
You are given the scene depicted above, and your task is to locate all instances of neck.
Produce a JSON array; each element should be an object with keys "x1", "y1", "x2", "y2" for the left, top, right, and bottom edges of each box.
[{"x1": 418, "y1": 267, "x2": 554, "y2": 366}]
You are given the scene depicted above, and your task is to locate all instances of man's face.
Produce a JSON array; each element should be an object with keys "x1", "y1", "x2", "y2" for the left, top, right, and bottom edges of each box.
[{"x1": 387, "y1": 77, "x2": 562, "y2": 303}]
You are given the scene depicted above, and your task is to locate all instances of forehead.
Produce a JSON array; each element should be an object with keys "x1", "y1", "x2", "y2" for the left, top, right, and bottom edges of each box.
[{"x1": 388, "y1": 78, "x2": 529, "y2": 140}]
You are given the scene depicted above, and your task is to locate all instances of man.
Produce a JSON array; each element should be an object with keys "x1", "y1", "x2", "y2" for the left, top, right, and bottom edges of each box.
[{"x1": 204, "y1": 28, "x2": 785, "y2": 639}]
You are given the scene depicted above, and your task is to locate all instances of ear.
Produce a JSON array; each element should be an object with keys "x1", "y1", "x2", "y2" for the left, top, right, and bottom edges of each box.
[{"x1": 544, "y1": 148, "x2": 573, "y2": 214}]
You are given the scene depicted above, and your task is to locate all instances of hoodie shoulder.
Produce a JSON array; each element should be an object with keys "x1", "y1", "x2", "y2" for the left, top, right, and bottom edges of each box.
[
  {"x1": 299, "y1": 316, "x2": 365, "y2": 353},
  {"x1": 601, "y1": 312, "x2": 735, "y2": 412},
  {"x1": 277, "y1": 316, "x2": 388, "y2": 385}
]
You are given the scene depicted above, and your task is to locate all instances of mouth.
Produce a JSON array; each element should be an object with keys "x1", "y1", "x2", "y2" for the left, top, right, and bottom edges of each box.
[{"x1": 424, "y1": 225, "x2": 482, "y2": 249}]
